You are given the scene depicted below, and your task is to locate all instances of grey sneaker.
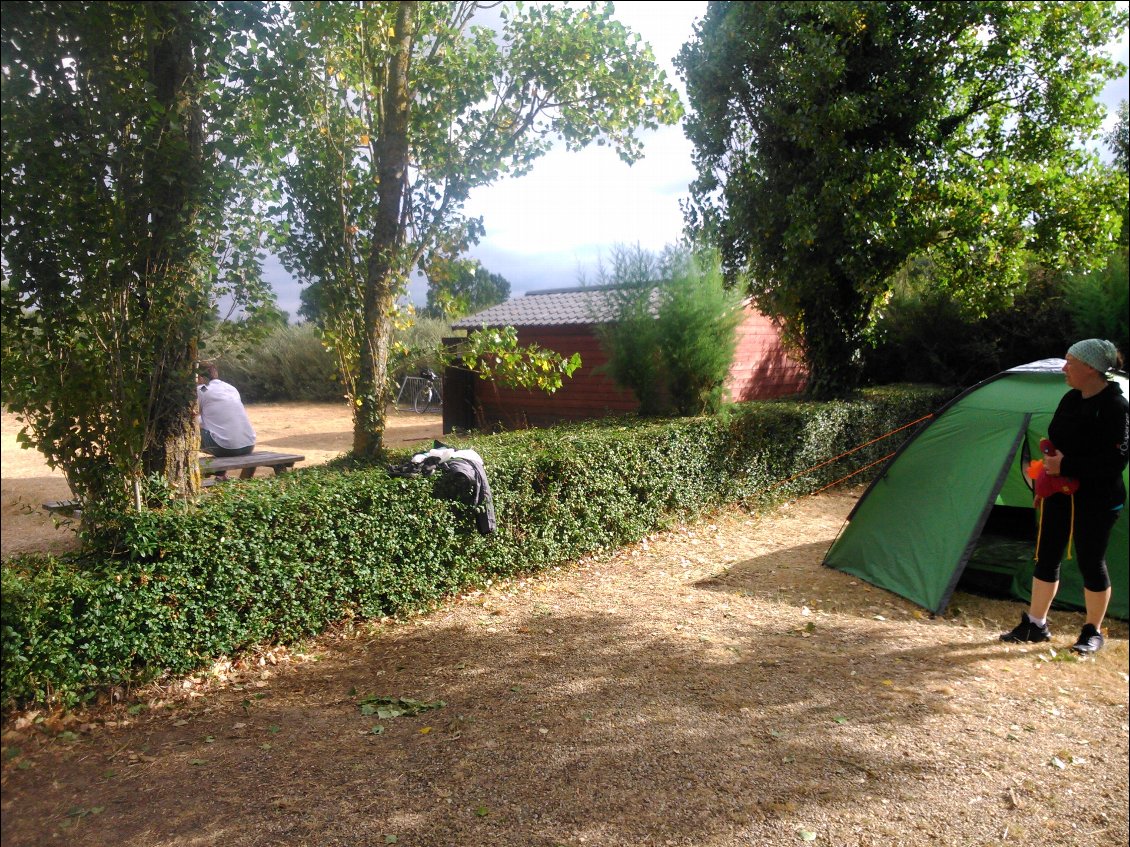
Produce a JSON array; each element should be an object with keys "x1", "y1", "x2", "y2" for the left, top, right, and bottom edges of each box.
[
  {"x1": 1071, "y1": 623, "x2": 1104, "y2": 655},
  {"x1": 1000, "y1": 612, "x2": 1051, "y2": 643}
]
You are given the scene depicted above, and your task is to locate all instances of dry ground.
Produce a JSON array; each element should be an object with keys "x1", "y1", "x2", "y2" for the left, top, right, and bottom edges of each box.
[
  {"x1": 1, "y1": 404, "x2": 443, "y2": 558},
  {"x1": 1, "y1": 405, "x2": 1128, "y2": 846}
]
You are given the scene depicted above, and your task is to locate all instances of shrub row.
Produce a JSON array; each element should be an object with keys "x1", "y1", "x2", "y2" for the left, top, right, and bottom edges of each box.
[
  {"x1": 1, "y1": 385, "x2": 952, "y2": 710},
  {"x1": 216, "y1": 319, "x2": 455, "y2": 405},
  {"x1": 219, "y1": 323, "x2": 343, "y2": 404}
]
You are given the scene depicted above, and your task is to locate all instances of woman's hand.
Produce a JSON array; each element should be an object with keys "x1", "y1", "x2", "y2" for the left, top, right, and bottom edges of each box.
[{"x1": 1043, "y1": 449, "x2": 1064, "y2": 476}]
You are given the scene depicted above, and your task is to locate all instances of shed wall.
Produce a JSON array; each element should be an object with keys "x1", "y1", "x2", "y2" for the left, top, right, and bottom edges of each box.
[
  {"x1": 448, "y1": 307, "x2": 806, "y2": 432},
  {"x1": 465, "y1": 326, "x2": 636, "y2": 431},
  {"x1": 725, "y1": 309, "x2": 807, "y2": 401}
]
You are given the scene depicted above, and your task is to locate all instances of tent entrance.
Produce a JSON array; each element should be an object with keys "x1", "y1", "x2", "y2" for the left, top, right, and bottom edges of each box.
[{"x1": 960, "y1": 506, "x2": 1036, "y2": 599}]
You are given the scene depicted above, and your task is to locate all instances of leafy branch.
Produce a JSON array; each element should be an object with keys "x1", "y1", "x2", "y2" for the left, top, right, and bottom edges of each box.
[{"x1": 455, "y1": 326, "x2": 582, "y2": 394}]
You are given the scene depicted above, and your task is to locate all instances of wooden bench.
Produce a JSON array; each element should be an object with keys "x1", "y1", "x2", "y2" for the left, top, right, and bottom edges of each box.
[
  {"x1": 199, "y1": 451, "x2": 305, "y2": 481},
  {"x1": 43, "y1": 499, "x2": 82, "y2": 517},
  {"x1": 42, "y1": 452, "x2": 305, "y2": 513}
]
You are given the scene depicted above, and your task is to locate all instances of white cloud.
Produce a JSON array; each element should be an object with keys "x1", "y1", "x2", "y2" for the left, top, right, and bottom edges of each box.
[
  {"x1": 465, "y1": 129, "x2": 694, "y2": 256},
  {"x1": 461, "y1": 2, "x2": 707, "y2": 293}
]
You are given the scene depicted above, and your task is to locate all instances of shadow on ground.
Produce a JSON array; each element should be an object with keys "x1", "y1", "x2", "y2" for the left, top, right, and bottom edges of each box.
[{"x1": 4, "y1": 551, "x2": 1126, "y2": 846}]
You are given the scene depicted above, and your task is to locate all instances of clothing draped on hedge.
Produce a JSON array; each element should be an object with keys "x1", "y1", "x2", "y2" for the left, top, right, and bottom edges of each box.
[{"x1": 388, "y1": 444, "x2": 496, "y2": 535}]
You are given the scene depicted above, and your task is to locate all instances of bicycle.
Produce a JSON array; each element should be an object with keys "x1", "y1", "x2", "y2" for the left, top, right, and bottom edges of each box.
[{"x1": 413, "y1": 368, "x2": 442, "y2": 413}]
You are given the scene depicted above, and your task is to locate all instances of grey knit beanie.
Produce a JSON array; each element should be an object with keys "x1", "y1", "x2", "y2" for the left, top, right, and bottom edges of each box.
[{"x1": 1067, "y1": 338, "x2": 1118, "y2": 374}]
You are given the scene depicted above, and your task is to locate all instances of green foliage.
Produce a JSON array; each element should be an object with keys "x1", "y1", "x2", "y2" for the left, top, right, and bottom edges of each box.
[
  {"x1": 389, "y1": 316, "x2": 454, "y2": 388},
  {"x1": 866, "y1": 285, "x2": 1004, "y2": 386},
  {"x1": 863, "y1": 259, "x2": 1076, "y2": 385},
  {"x1": 678, "y1": 1, "x2": 1129, "y2": 397},
  {"x1": 586, "y1": 244, "x2": 666, "y2": 414},
  {"x1": 582, "y1": 242, "x2": 666, "y2": 288},
  {"x1": 1, "y1": 385, "x2": 950, "y2": 710},
  {"x1": 656, "y1": 253, "x2": 744, "y2": 416},
  {"x1": 423, "y1": 258, "x2": 511, "y2": 320},
  {"x1": 595, "y1": 247, "x2": 743, "y2": 416},
  {"x1": 268, "y1": 1, "x2": 682, "y2": 457},
  {"x1": 218, "y1": 324, "x2": 343, "y2": 404},
  {"x1": 1108, "y1": 100, "x2": 1129, "y2": 175},
  {"x1": 178, "y1": 317, "x2": 464, "y2": 406},
  {"x1": 864, "y1": 248, "x2": 1129, "y2": 386},
  {"x1": 984, "y1": 266, "x2": 1077, "y2": 374},
  {"x1": 597, "y1": 282, "x2": 666, "y2": 416},
  {"x1": 456, "y1": 326, "x2": 582, "y2": 394},
  {"x1": 1065, "y1": 250, "x2": 1130, "y2": 357},
  {"x1": 1, "y1": 1, "x2": 280, "y2": 506},
  {"x1": 198, "y1": 304, "x2": 291, "y2": 366},
  {"x1": 1105, "y1": 100, "x2": 1129, "y2": 248}
]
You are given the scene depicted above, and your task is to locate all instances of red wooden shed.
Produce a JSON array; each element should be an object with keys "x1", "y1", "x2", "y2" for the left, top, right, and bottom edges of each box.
[{"x1": 443, "y1": 285, "x2": 806, "y2": 433}]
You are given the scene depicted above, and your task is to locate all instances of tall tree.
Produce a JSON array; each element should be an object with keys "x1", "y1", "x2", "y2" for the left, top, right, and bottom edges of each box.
[
  {"x1": 593, "y1": 245, "x2": 742, "y2": 416},
  {"x1": 270, "y1": 1, "x2": 681, "y2": 457},
  {"x1": 423, "y1": 257, "x2": 511, "y2": 320},
  {"x1": 1, "y1": 1, "x2": 277, "y2": 508},
  {"x1": 678, "y1": 1, "x2": 1128, "y2": 397},
  {"x1": 1107, "y1": 99, "x2": 1129, "y2": 247},
  {"x1": 1109, "y1": 100, "x2": 1130, "y2": 174}
]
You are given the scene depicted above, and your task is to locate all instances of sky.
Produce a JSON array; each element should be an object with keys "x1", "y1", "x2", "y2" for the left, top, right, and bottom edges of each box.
[{"x1": 264, "y1": 1, "x2": 1130, "y2": 318}]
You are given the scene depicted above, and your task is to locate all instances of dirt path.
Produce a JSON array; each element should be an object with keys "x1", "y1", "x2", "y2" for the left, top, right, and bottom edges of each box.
[
  {"x1": 1, "y1": 404, "x2": 443, "y2": 558},
  {"x1": 2, "y1": 479, "x2": 1127, "y2": 846}
]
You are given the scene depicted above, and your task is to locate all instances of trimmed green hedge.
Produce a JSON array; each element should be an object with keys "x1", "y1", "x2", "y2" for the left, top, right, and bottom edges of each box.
[{"x1": 1, "y1": 386, "x2": 951, "y2": 710}]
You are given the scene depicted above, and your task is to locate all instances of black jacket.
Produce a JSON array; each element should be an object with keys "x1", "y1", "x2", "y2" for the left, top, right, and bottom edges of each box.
[
  {"x1": 1050, "y1": 381, "x2": 1129, "y2": 509},
  {"x1": 434, "y1": 455, "x2": 497, "y2": 535}
]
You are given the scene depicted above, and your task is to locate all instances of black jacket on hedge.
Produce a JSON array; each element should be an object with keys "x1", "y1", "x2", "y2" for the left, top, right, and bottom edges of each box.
[{"x1": 1049, "y1": 381, "x2": 1129, "y2": 510}]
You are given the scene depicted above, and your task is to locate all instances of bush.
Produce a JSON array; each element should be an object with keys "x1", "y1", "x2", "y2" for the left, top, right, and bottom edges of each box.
[
  {"x1": 389, "y1": 316, "x2": 452, "y2": 386},
  {"x1": 864, "y1": 261, "x2": 1079, "y2": 386},
  {"x1": 656, "y1": 254, "x2": 743, "y2": 415},
  {"x1": 863, "y1": 286, "x2": 999, "y2": 386},
  {"x1": 1, "y1": 385, "x2": 951, "y2": 710},
  {"x1": 214, "y1": 318, "x2": 457, "y2": 405},
  {"x1": 984, "y1": 265, "x2": 1076, "y2": 372},
  {"x1": 595, "y1": 247, "x2": 742, "y2": 415},
  {"x1": 595, "y1": 283, "x2": 666, "y2": 414},
  {"x1": 220, "y1": 323, "x2": 342, "y2": 403}
]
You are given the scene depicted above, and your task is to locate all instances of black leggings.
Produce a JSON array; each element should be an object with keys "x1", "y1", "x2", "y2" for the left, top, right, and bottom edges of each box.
[{"x1": 1033, "y1": 494, "x2": 1120, "y2": 592}]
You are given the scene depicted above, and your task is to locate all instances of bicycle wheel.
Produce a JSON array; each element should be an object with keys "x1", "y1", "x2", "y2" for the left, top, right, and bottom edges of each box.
[{"x1": 413, "y1": 385, "x2": 434, "y2": 413}]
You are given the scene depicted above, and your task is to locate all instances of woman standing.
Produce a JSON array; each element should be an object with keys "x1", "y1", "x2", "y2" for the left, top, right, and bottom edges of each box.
[{"x1": 1001, "y1": 339, "x2": 1128, "y2": 654}]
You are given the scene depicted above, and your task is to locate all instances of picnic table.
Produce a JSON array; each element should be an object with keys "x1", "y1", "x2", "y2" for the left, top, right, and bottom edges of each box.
[{"x1": 43, "y1": 451, "x2": 305, "y2": 514}]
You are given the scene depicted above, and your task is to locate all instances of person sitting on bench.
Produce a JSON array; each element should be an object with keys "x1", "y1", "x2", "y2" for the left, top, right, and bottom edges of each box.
[{"x1": 196, "y1": 362, "x2": 256, "y2": 457}]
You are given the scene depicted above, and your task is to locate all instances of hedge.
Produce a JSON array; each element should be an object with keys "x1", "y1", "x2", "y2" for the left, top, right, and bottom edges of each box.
[{"x1": 1, "y1": 385, "x2": 952, "y2": 710}]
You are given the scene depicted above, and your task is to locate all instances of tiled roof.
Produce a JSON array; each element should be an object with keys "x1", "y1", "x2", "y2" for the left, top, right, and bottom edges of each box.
[{"x1": 451, "y1": 286, "x2": 658, "y2": 329}]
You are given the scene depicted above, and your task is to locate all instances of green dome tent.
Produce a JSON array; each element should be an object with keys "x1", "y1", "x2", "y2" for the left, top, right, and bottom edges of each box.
[{"x1": 824, "y1": 360, "x2": 1128, "y2": 620}]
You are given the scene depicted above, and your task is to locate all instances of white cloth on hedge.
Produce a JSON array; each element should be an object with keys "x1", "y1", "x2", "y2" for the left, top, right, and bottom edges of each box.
[{"x1": 412, "y1": 447, "x2": 456, "y2": 465}]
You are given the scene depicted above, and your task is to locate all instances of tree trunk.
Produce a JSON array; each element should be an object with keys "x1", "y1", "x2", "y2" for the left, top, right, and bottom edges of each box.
[
  {"x1": 354, "y1": 1, "x2": 416, "y2": 459},
  {"x1": 144, "y1": 343, "x2": 204, "y2": 495},
  {"x1": 152, "y1": 388, "x2": 203, "y2": 494},
  {"x1": 139, "y1": 0, "x2": 207, "y2": 494}
]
